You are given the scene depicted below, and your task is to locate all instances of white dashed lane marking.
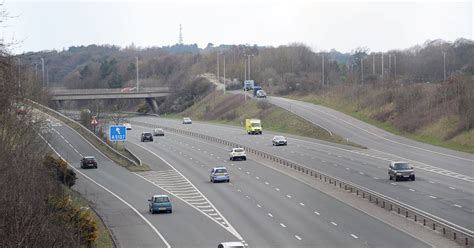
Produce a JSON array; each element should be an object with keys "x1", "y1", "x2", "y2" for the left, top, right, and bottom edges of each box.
[
  {"x1": 295, "y1": 235, "x2": 302, "y2": 241},
  {"x1": 314, "y1": 211, "x2": 320, "y2": 215},
  {"x1": 280, "y1": 223, "x2": 286, "y2": 228},
  {"x1": 351, "y1": 234, "x2": 359, "y2": 239},
  {"x1": 429, "y1": 196, "x2": 437, "y2": 199},
  {"x1": 331, "y1": 222, "x2": 338, "y2": 226}
]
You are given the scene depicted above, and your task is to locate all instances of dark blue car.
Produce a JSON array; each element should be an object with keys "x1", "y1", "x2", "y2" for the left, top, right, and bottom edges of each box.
[{"x1": 148, "y1": 195, "x2": 172, "y2": 214}]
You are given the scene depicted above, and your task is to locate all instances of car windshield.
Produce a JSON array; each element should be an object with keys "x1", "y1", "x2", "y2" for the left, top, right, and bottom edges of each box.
[
  {"x1": 215, "y1": 168, "x2": 227, "y2": 173},
  {"x1": 85, "y1": 158, "x2": 95, "y2": 162},
  {"x1": 275, "y1": 136, "x2": 285, "y2": 140},
  {"x1": 154, "y1": 197, "x2": 169, "y2": 203},
  {"x1": 251, "y1": 123, "x2": 260, "y2": 127},
  {"x1": 143, "y1": 133, "x2": 152, "y2": 136},
  {"x1": 394, "y1": 163, "x2": 411, "y2": 170},
  {"x1": 234, "y1": 148, "x2": 244, "y2": 152}
]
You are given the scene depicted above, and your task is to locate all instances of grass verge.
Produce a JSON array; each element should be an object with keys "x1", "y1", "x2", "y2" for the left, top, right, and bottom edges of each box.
[{"x1": 174, "y1": 92, "x2": 364, "y2": 148}]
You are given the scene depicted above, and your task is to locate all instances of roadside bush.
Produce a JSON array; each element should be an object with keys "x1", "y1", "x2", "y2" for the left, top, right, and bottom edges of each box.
[
  {"x1": 43, "y1": 155, "x2": 77, "y2": 188},
  {"x1": 49, "y1": 196, "x2": 99, "y2": 247}
]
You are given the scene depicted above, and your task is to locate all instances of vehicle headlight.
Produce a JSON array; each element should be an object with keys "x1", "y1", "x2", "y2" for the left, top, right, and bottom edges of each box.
[{"x1": 410, "y1": 172, "x2": 415, "y2": 174}]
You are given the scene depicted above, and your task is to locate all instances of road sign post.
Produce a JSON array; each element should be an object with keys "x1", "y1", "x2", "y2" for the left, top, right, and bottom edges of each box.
[{"x1": 91, "y1": 116, "x2": 98, "y2": 134}]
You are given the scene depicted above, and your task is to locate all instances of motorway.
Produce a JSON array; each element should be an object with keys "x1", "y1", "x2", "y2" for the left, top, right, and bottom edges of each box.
[
  {"x1": 125, "y1": 123, "x2": 430, "y2": 247},
  {"x1": 44, "y1": 118, "x2": 238, "y2": 248},
  {"x1": 41, "y1": 112, "x2": 432, "y2": 247},
  {"x1": 130, "y1": 116, "x2": 474, "y2": 232},
  {"x1": 266, "y1": 96, "x2": 474, "y2": 177}
]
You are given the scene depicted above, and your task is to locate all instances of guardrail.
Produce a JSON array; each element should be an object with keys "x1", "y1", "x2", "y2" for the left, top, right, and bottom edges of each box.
[
  {"x1": 132, "y1": 119, "x2": 473, "y2": 247},
  {"x1": 27, "y1": 100, "x2": 142, "y2": 168}
]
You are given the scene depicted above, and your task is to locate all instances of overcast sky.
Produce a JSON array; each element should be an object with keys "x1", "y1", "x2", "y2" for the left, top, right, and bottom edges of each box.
[{"x1": 3, "y1": 0, "x2": 473, "y2": 54}]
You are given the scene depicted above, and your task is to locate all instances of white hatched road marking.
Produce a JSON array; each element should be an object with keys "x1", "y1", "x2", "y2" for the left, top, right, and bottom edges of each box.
[{"x1": 352, "y1": 149, "x2": 474, "y2": 183}]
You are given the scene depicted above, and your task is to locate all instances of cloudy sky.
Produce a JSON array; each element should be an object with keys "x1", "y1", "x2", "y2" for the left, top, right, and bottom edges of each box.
[{"x1": 3, "y1": 0, "x2": 473, "y2": 54}]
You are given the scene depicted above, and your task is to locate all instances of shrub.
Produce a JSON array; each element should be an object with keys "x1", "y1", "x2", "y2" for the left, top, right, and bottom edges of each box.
[{"x1": 43, "y1": 155, "x2": 77, "y2": 187}]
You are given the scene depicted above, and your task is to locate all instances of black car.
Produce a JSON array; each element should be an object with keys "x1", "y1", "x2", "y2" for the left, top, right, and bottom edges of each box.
[
  {"x1": 272, "y1": 136, "x2": 287, "y2": 146},
  {"x1": 388, "y1": 161, "x2": 415, "y2": 181},
  {"x1": 141, "y1": 132, "x2": 154, "y2": 142},
  {"x1": 81, "y1": 156, "x2": 98, "y2": 169}
]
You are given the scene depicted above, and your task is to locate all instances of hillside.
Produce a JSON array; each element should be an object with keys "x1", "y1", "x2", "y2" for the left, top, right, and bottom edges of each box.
[
  {"x1": 177, "y1": 92, "x2": 362, "y2": 148},
  {"x1": 293, "y1": 76, "x2": 474, "y2": 153}
]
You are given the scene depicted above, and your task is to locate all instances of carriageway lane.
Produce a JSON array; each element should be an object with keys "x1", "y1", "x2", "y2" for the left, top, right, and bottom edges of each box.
[
  {"x1": 266, "y1": 96, "x2": 474, "y2": 176},
  {"x1": 128, "y1": 124, "x2": 430, "y2": 248},
  {"x1": 46, "y1": 119, "x2": 237, "y2": 247},
  {"x1": 130, "y1": 116, "x2": 474, "y2": 231}
]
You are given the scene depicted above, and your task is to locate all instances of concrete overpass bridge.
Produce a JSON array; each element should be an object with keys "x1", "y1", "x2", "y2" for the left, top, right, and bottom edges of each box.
[{"x1": 49, "y1": 87, "x2": 171, "y2": 113}]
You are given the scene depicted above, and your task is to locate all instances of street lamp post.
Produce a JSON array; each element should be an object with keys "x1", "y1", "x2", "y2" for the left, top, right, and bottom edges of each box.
[
  {"x1": 17, "y1": 58, "x2": 21, "y2": 95},
  {"x1": 322, "y1": 54, "x2": 325, "y2": 85},
  {"x1": 135, "y1": 57, "x2": 139, "y2": 91},
  {"x1": 443, "y1": 52, "x2": 446, "y2": 81},
  {"x1": 223, "y1": 55, "x2": 226, "y2": 95},
  {"x1": 245, "y1": 54, "x2": 254, "y2": 80},
  {"x1": 40, "y1": 58, "x2": 45, "y2": 87}
]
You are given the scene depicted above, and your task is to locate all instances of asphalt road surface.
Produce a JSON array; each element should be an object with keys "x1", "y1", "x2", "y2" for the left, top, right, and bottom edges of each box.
[
  {"x1": 130, "y1": 116, "x2": 474, "y2": 232},
  {"x1": 44, "y1": 118, "x2": 238, "y2": 248},
  {"x1": 126, "y1": 121, "x2": 430, "y2": 247}
]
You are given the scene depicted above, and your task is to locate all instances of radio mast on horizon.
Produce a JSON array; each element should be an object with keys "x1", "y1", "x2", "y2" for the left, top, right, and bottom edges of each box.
[{"x1": 179, "y1": 24, "x2": 183, "y2": 45}]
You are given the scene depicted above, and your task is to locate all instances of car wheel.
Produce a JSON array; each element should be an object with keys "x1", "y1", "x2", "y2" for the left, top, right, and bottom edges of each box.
[
  {"x1": 411, "y1": 175, "x2": 415, "y2": 181},
  {"x1": 227, "y1": 179, "x2": 230, "y2": 183},
  {"x1": 389, "y1": 175, "x2": 392, "y2": 180},
  {"x1": 169, "y1": 209, "x2": 172, "y2": 213},
  {"x1": 94, "y1": 165, "x2": 98, "y2": 169},
  {"x1": 230, "y1": 157, "x2": 233, "y2": 161},
  {"x1": 395, "y1": 176, "x2": 399, "y2": 181},
  {"x1": 244, "y1": 157, "x2": 246, "y2": 161}
]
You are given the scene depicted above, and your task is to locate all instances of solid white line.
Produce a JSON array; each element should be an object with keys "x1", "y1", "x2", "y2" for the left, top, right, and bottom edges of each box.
[{"x1": 42, "y1": 137, "x2": 171, "y2": 248}]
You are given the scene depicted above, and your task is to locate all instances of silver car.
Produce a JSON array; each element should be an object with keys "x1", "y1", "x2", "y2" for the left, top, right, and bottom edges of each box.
[
  {"x1": 153, "y1": 128, "x2": 165, "y2": 136},
  {"x1": 272, "y1": 136, "x2": 287, "y2": 146}
]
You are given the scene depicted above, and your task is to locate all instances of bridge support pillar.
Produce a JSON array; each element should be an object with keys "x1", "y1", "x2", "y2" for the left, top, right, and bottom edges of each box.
[
  {"x1": 146, "y1": 98, "x2": 159, "y2": 114},
  {"x1": 55, "y1": 100, "x2": 64, "y2": 110}
]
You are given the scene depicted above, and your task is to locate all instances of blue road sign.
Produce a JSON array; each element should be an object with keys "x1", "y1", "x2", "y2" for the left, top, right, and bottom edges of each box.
[{"x1": 110, "y1": 126, "x2": 127, "y2": 141}]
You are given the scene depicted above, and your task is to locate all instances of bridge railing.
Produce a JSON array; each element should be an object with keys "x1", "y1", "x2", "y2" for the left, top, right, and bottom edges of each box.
[{"x1": 49, "y1": 87, "x2": 170, "y2": 95}]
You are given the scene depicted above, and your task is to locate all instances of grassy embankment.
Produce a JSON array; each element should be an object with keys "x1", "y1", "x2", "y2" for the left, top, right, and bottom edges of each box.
[
  {"x1": 168, "y1": 92, "x2": 363, "y2": 148},
  {"x1": 292, "y1": 91, "x2": 474, "y2": 154}
]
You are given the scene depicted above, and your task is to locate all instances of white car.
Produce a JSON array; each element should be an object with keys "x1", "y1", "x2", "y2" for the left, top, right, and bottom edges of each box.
[
  {"x1": 182, "y1": 117, "x2": 192, "y2": 124},
  {"x1": 123, "y1": 123, "x2": 132, "y2": 130},
  {"x1": 217, "y1": 241, "x2": 245, "y2": 248},
  {"x1": 229, "y1": 148, "x2": 246, "y2": 161}
]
